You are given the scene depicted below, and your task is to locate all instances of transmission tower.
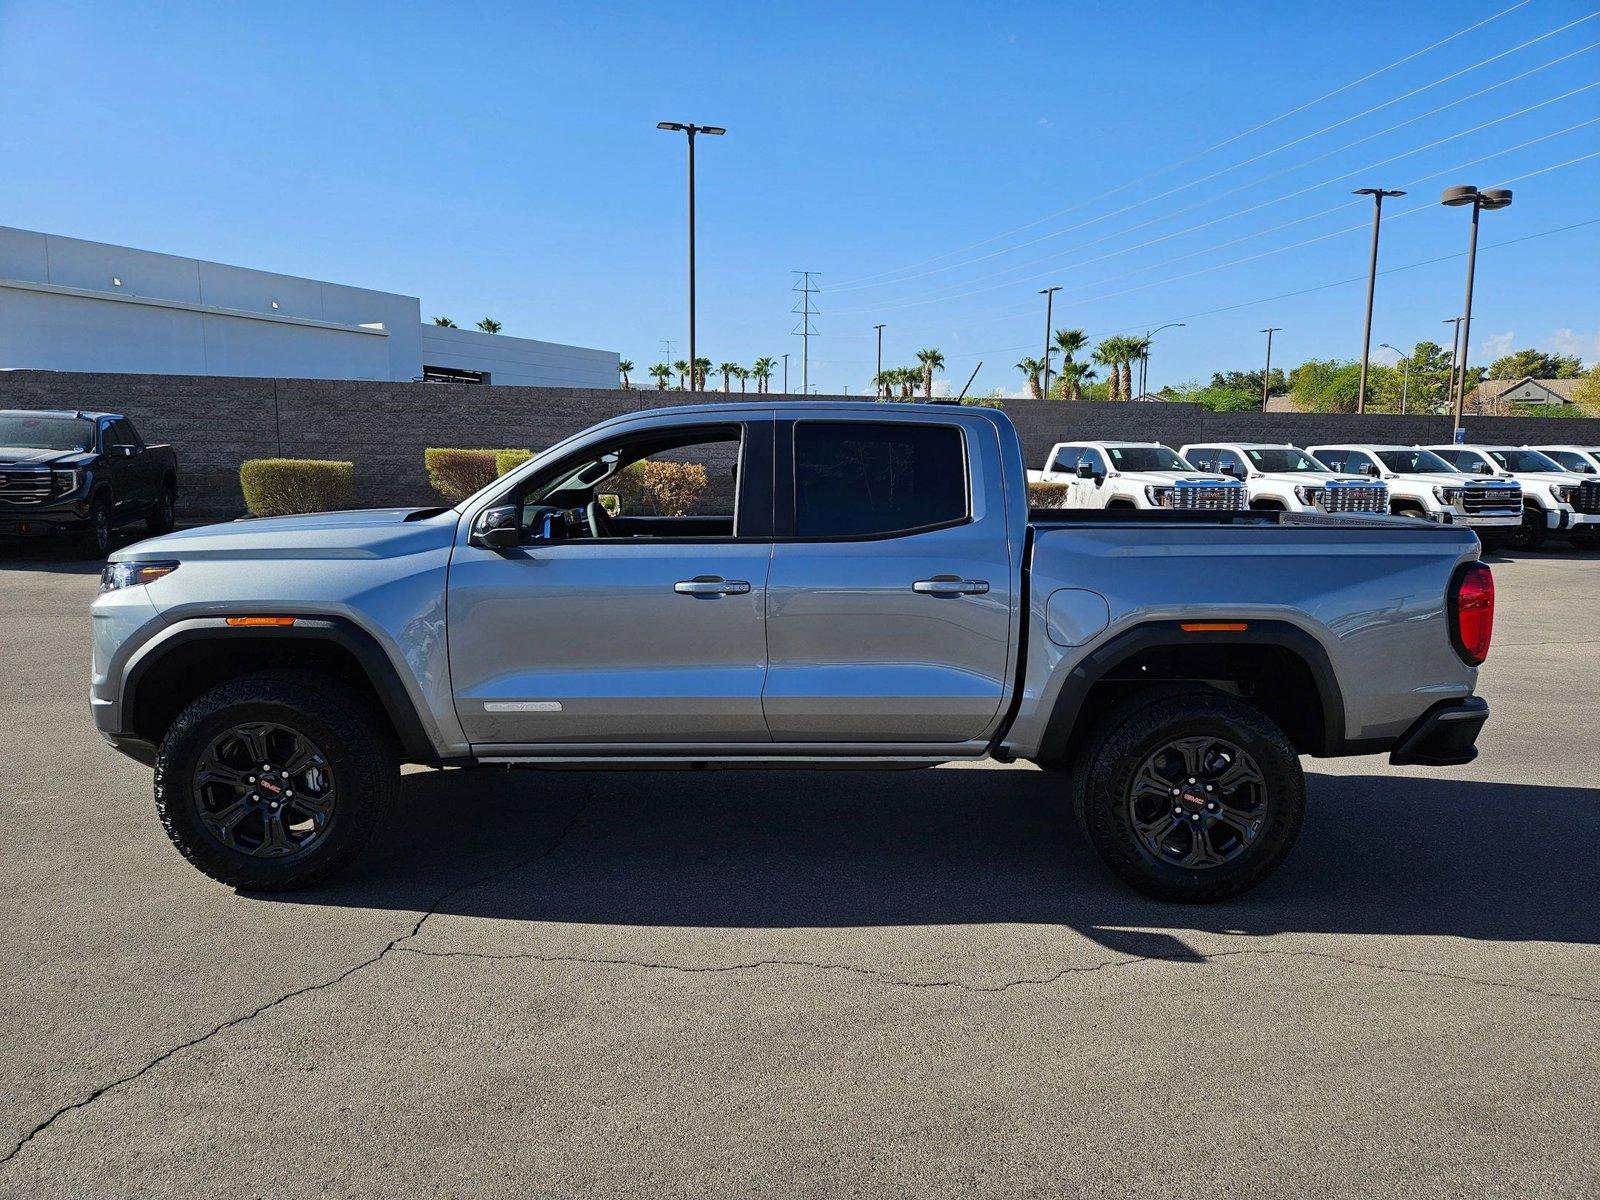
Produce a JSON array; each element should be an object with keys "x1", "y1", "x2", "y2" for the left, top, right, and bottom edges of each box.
[{"x1": 791, "y1": 271, "x2": 820, "y2": 395}]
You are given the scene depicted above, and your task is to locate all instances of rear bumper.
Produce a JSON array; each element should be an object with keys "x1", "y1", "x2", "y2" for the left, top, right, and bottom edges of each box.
[{"x1": 1388, "y1": 696, "x2": 1488, "y2": 766}]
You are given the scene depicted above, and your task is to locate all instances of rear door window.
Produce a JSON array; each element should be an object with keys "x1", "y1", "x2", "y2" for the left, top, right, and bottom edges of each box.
[{"x1": 792, "y1": 422, "x2": 968, "y2": 539}]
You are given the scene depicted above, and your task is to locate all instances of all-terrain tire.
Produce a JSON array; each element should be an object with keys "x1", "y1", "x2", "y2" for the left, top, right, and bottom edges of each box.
[
  {"x1": 155, "y1": 674, "x2": 398, "y2": 890},
  {"x1": 146, "y1": 483, "x2": 176, "y2": 535},
  {"x1": 1070, "y1": 688, "x2": 1306, "y2": 902},
  {"x1": 80, "y1": 495, "x2": 113, "y2": 558}
]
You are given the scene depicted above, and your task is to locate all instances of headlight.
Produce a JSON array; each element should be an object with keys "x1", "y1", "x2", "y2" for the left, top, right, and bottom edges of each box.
[
  {"x1": 1551, "y1": 484, "x2": 1576, "y2": 504},
  {"x1": 1433, "y1": 486, "x2": 1462, "y2": 504},
  {"x1": 1294, "y1": 485, "x2": 1322, "y2": 505},
  {"x1": 99, "y1": 560, "x2": 179, "y2": 592},
  {"x1": 1145, "y1": 485, "x2": 1174, "y2": 507},
  {"x1": 52, "y1": 468, "x2": 82, "y2": 494}
]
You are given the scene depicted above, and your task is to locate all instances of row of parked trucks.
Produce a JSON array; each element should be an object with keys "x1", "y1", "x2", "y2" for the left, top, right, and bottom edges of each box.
[{"x1": 1029, "y1": 439, "x2": 1600, "y2": 549}]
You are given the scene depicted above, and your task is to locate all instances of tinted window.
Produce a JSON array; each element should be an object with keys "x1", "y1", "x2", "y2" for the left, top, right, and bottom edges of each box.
[
  {"x1": 794, "y1": 422, "x2": 967, "y2": 538},
  {"x1": 1080, "y1": 449, "x2": 1107, "y2": 476},
  {"x1": 1245, "y1": 448, "x2": 1324, "y2": 473},
  {"x1": 1377, "y1": 449, "x2": 1456, "y2": 474},
  {"x1": 1186, "y1": 447, "x2": 1220, "y2": 471},
  {"x1": 1216, "y1": 449, "x2": 1246, "y2": 476},
  {"x1": 1487, "y1": 448, "x2": 1563, "y2": 472},
  {"x1": 110, "y1": 419, "x2": 140, "y2": 448},
  {"x1": 1048, "y1": 445, "x2": 1081, "y2": 473},
  {"x1": 1312, "y1": 449, "x2": 1345, "y2": 471},
  {"x1": 0, "y1": 414, "x2": 95, "y2": 451},
  {"x1": 1545, "y1": 450, "x2": 1595, "y2": 473},
  {"x1": 1106, "y1": 445, "x2": 1189, "y2": 471},
  {"x1": 1432, "y1": 449, "x2": 1468, "y2": 467}
]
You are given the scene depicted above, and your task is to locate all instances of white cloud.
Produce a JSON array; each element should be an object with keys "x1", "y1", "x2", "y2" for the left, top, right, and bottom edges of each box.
[
  {"x1": 1545, "y1": 328, "x2": 1600, "y2": 363},
  {"x1": 1479, "y1": 330, "x2": 1514, "y2": 362}
]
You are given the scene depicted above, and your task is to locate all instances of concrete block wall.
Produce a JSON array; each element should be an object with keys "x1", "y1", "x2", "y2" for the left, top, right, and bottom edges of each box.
[{"x1": 1, "y1": 371, "x2": 1594, "y2": 521}]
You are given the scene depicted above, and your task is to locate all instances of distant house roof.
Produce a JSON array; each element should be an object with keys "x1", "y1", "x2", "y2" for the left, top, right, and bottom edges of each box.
[
  {"x1": 1465, "y1": 375, "x2": 1581, "y2": 412},
  {"x1": 1264, "y1": 393, "x2": 1301, "y2": 413}
]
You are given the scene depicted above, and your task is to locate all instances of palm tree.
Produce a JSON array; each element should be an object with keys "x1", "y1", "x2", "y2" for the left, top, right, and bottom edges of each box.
[
  {"x1": 672, "y1": 359, "x2": 690, "y2": 389},
  {"x1": 735, "y1": 366, "x2": 751, "y2": 393},
  {"x1": 717, "y1": 362, "x2": 738, "y2": 392},
  {"x1": 693, "y1": 357, "x2": 712, "y2": 390},
  {"x1": 1016, "y1": 357, "x2": 1044, "y2": 400},
  {"x1": 1058, "y1": 359, "x2": 1097, "y2": 401},
  {"x1": 649, "y1": 363, "x2": 672, "y2": 390},
  {"x1": 476, "y1": 318, "x2": 502, "y2": 334},
  {"x1": 432, "y1": 316, "x2": 457, "y2": 328},
  {"x1": 752, "y1": 357, "x2": 775, "y2": 394},
  {"x1": 618, "y1": 359, "x2": 634, "y2": 389},
  {"x1": 916, "y1": 348, "x2": 946, "y2": 398},
  {"x1": 1092, "y1": 340, "x2": 1122, "y2": 402},
  {"x1": 872, "y1": 370, "x2": 892, "y2": 399},
  {"x1": 1124, "y1": 336, "x2": 1150, "y2": 398},
  {"x1": 1053, "y1": 328, "x2": 1087, "y2": 367},
  {"x1": 898, "y1": 366, "x2": 919, "y2": 398}
]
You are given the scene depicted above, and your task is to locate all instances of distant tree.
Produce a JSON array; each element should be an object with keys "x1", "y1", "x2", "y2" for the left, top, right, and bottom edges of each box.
[
  {"x1": 618, "y1": 359, "x2": 634, "y2": 389},
  {"x1": 476, "y1": 318, "x2": 502, "y2": 334},
  {"x1": 1487, "y1": 348, "x2": 1585, "y2": 379},
  {"x1": 693, "y1": 357, "x2": 712, "y2": 390},
  {"x1": 717, "y1": 362, "x2": 738, "y2": 392},
  {"x1": 1209, "y1": 368, "x2": 1287, "y2": 397},
  {"x1": 1570, "y1": 365, "x2": 1600, "y2": 415},
  {"x1": 1052, "y1": 328, "x2": 1088, "y2": 367},
  {"x1": 1056, "y1": 359, "x2": 1097, "y2": 401},
  {"x1": 1016, "y1": 357, "x2": 1044, "y2": 400},
  {"x1": 734, "y1": 366, "x2": 751, "y2": 393},
  {"x1": 752, "y1": 357, "x2": 776, "y2": 394},
  {"x1": 1092, "y1": 341, "x2": 1122, "y2": 402},
  {"x1": 432, "y1": 316, "x2": 458, "y2": 328},
  {"x1": 648, "y1": 363, "x2": 672, "y2": 390},
  {"x1": 916, "y1": 348, "x2": 946, "y2": 398}
]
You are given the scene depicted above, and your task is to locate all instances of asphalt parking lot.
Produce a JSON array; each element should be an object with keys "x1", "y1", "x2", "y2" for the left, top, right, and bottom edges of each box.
[{"x1": 1, "y1": 539, "x2": 1596, "y2": 1198}]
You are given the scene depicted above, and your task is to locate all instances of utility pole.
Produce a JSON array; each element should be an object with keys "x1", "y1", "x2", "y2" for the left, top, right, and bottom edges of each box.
[
  {"x1": 873, "y1": 323, "x2": 885, "y2": 397},
  {"x1": 1259, "y1": 327, "x2": 1281, "y2": 410},
  {"x1": 1143, "y1": 322, "x2": 1185, "y2": 399},
  {"x1": 1380, "y1": 343, "x2": 1410, "y2": 414},
  {"x1": 1039, "y1": 287, "x2": 1061, "y2": 400},
  {"x1": 1441, "y1": 185, "x2": 1512, "y2": 436},
  {"x1": 1353, "y1": 187, "x2": 1406, "y2": 413},
  {"x1": 782, "y1": 352, "x2": 789, "y2": 395},
  {"x1": 1442, "y1": 316, "x2": 1464, "y2": 413},
  {"x1": 792, "y1": 271, "x2": 819, "y2": 397},
  {"x1": 656, "y1": 121, "x2": 725, "y2": 390}
]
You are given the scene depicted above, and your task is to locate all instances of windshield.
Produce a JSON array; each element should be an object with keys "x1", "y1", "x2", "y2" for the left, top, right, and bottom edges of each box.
[
  {"x1": 0, "y1": 414, "x2": 95, "y2": 452},
  {"x1": 1244, "y1": 448, "x2": 1324, "y2": 473},
  {"x1": 1107, "y1": 445, "x2": 1190, "y2": 471},
  {"x1": 1488, "y1": 448, "x2": 1564, "y2": 473},
  {"x1": 1377, "y1": 449, "x2": 1457, "y2": 474}
]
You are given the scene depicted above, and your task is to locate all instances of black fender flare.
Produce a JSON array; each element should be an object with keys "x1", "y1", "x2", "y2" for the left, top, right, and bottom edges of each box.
[
  {"x1": 122, "y1": 615, "x2": 440, "y2": 763},
  {"x1": 1036, "y1": 619, "x2": 1347, "y2": 761}
]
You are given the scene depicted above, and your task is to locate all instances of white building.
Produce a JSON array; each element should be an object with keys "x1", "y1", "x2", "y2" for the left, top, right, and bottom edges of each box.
[{"x1": 0, "y1": 225, "x2": 617, "y2": 387}]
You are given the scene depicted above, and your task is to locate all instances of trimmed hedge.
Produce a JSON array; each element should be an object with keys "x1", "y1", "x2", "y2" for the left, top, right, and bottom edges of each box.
[
  {"x1": 240, "y1": 458, "x2": 354, "y2": 517},
  {"x1": 495, "y1": 449, "x2": 533, "y2": 476},
  {"x1": 1028, "y1": 481, "x2": 1069, "y2": 509},
  {"x1": 426, "y1": 447, "x2": 532, "y2": 502}
]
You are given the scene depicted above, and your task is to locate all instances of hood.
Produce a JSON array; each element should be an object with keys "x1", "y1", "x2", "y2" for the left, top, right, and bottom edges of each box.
[
  {"x1": 0, "y1": 447, "x2": 94, "y2": 467},
  {"x1": 111, "y1": 507, "x2": 459, "y2": 562},
  {"x1": 1136, "y1": 472, "x2": 1239, "y2": 485},
  {"x1": 1254, "y1": 471, "x2": 1379, "y2": 487}
]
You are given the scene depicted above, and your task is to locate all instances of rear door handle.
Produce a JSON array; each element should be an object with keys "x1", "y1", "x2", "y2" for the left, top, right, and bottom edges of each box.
[
  {"x1": 912, "y1": 576, "x2": 990, "y2": 596},
  {"x1": 674, "y1": 577, "x2": 751, "y2": 596}
]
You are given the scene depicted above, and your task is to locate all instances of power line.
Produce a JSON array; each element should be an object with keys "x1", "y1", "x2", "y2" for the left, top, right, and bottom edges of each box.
[{"x1": 832, "y1": 4, "x2": 1589, "y2": 293}]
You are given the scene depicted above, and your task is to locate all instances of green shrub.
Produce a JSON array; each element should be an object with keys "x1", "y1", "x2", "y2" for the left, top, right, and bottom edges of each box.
[
  {"x1": 425, "y1": 448, "x2": 502, "y2": 502},
  {"x1": 494, "y1": 449, "x2": 533, "y2": 476},
  {"x1": 1028, "y1": 481, "x2": 1069, "y2": 509},
  {"x1": 604, "y1": 459, "x2": 709, "y2": 516},
  {"x1": 239, "y1": 459, "x2": 353, "y2": 517}
]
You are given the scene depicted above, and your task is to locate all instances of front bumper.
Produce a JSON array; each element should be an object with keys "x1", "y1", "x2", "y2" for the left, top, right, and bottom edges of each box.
[
  {"x1": 1546, "y1": 507, "x2": 1600, "y2": 531},
  {"x1": 0, "y1": 500, "x2": 93, "y2": 537},
  {"x1": 1451, "y1": 511, "x2": 1521, "y2": 528},
  {"x1": 1388, "y1": 696, "x2": 1489, "y2": 766}
]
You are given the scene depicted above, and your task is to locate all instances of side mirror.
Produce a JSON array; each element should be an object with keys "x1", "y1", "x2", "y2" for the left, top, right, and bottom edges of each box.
[
  {"x1": 1076, "y1": 462, "x2": 1095, "y2": 480},
  {"x1": 470, "y1": 504, "x2": 521, "y2": 550},
  {"x1": 113, "y1": 444, "x2": 138, "y2": 458},
  {"x1": 1218, "y1": 462, "x2": 1238, "y2": 477},
  {"x1": 1364, "y1": 462, "x2": 1382, "y2": 477},
  {"x1": 597, "y1": 492, "x2": 621, "y2": 517},
  {"x1": 1476, "y1": 462, "x2": 1495, "y2": 475}
]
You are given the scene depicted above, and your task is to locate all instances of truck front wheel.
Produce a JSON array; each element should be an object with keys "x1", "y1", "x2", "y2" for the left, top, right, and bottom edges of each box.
[
  {"x1": 1070, "y1": 690, "x2": 1305, "y2": 902},
  {"x1": 154, "y1": 674, "x2": 398, "y2": 890}
]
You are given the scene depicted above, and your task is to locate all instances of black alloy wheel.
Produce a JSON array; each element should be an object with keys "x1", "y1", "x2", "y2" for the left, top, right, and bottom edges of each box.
[
  {"x1": 1126, "y1": 736, "x2": 1268, "y2": 869},
  {"x1": 192, "y1": 721, "x2": 337, "y2": 859}
]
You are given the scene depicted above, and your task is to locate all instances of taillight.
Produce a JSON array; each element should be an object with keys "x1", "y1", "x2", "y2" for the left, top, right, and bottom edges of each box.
[{"x1": 1449, "y1": 561, "x2": 1494, "y2": 666}]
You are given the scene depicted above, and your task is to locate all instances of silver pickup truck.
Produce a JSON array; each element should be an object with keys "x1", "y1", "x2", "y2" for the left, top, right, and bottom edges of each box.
[{"x1": 91, "y1": 402, "x2": 1494, "y2": 902}]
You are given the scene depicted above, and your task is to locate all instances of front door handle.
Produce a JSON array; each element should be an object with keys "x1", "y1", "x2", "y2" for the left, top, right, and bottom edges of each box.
[
  {"x1": 912, "y1": 575, "x2": 990, "y2": 596},
  {"x1": 674, "y1": 577, "x2": 752, "y2": 596}
]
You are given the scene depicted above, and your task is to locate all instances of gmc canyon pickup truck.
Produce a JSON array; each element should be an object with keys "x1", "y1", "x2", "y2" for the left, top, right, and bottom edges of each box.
[
  {"x1": 1, "y1": 409, "x2": 177, "y2": 556},
  {"x1": 91, "y1": 402, "x2": 1494, "y2": 902}
]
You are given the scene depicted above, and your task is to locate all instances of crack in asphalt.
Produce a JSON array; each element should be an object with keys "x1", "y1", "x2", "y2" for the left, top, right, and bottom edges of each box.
[
  {"x1": 0, "y1": 787, "x2": 597, "y2": 1169},
  {"x1": 394, "y1": 942, "x2": 1600, "y2": 1006}
]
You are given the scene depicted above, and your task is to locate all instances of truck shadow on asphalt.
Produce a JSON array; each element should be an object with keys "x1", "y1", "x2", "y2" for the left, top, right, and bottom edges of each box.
[{"x1": 277, "y1": 766, "x2": 1600, "y2": 959}]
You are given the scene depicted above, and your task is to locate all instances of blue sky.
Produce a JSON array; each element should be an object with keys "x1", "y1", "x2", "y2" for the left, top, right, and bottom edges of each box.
[{"x1": 2, "y1": 0, "x2": 1596, "y2": 395}]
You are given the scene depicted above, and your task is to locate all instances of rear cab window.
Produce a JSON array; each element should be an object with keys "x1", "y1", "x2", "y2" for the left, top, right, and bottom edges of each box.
[{"x1": 791, "y1": 421, "x2": 969, "y2": 539}]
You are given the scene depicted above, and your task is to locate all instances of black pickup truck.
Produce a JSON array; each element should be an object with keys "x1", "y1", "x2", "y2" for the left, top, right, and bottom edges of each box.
[{"x1": 0, "y1": 410, "x2": 177, "y2": 557}]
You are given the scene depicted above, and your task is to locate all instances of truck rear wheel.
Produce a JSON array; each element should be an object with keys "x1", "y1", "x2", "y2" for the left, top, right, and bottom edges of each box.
[
  {"x1": 1070, "y1": 689, "x2": 1305, "y2": 902},
  {"x1": 154, "y1": 674, "x2": 398, "y2": 890}
]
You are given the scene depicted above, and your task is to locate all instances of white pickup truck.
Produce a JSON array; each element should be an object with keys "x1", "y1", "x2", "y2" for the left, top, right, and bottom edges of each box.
[
  {"x1": 1426, "y1": 443, "x2": 1600, "y2": 550},
  {"x1": 1029, "y1": 441, "x2": 1247, "y2": 511},
  {"x1": 1306, "y1": 444, "x2": 1522, "y2": 537},
  {"x1": 1179, "y1": 442, "x2": 1389, "y2": 515},
  {"x1": 1532, "y1": 444, "x2": 1600, "y2": 475}
]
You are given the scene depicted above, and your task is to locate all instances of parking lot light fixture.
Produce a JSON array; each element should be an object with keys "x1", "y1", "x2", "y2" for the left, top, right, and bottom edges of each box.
[
  {"x1": 1379, "y1": 342, "x2": 1410, "y2": 414},
  {"x1": 657, "y1": 121, "x2": 726, "y2": 389},
  {"x1": 1441, "y1": 185, "x2": 1512, "y2": 434},
  {"x1": 1353, "y1": 188, "x2": 1406, "y2": 414}
]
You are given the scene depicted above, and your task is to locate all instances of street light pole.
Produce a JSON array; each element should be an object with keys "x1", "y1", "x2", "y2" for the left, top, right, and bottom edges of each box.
[
  {"x1": 1379, "y1": 342, "x2": 1410, "y2": 414},
  {"x1": 1143, "y1": 322, "x2": 1185, "y2": 398},
  {"x1": 874, "y1": 323, "x2": 885, "y2": 397},
  {"x1": 1353, "y1": 187, "x2": 1406, "y2": 414},
  {"x1": 657, "y1": 121, "x2": 725, "y2": 391},
  {"x1": 1259, "y1": 327, "x2": 1281, "y2": 411},
  {"x1": 1039, "y1": 287, "x2": 1061, "y2": 399},
  {"x1": 1442, "y1": 316, "x2": 1464, "y2": 411},
  {"x1": 1442, "y1": 185, "x2": 1512, "y2": 436},
  {"x1": 782, "y1": 352, "x2": 789, "y2": 395}
]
